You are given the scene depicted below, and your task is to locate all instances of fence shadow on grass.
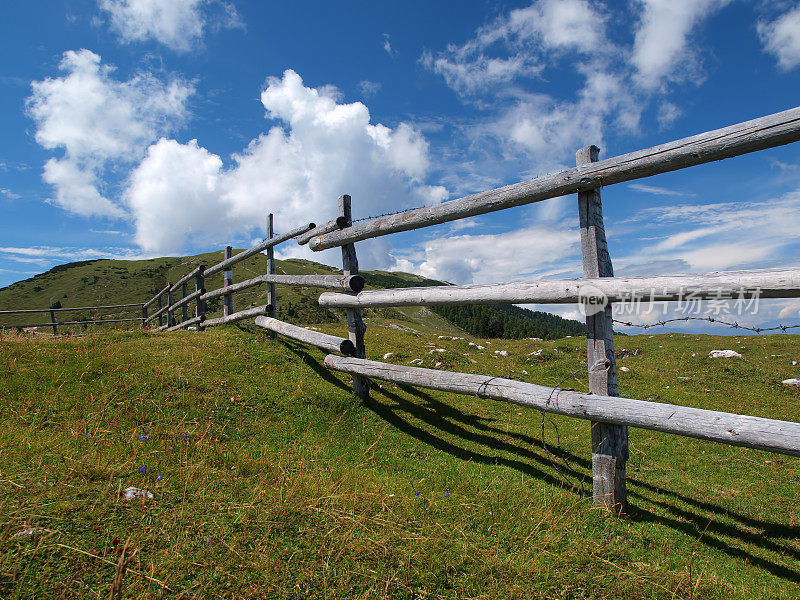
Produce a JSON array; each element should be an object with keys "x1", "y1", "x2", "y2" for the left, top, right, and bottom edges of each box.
[
  {"x1": 277, "y1": 342, "x2": 800, "y2": 582},
  {"x1": 339, "y1": 368, "x2": 800, "y2": 582}
]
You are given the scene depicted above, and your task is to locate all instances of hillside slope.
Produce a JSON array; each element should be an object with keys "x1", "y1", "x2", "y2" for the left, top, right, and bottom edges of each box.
[{"x1": 0, "y1": 254, "x2": 584, "y2": 338}]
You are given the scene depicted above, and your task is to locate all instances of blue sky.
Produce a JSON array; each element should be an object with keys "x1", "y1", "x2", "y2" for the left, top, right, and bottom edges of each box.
[{"x1": 2, "y1": 0, "x2": 800, "y2": 331}]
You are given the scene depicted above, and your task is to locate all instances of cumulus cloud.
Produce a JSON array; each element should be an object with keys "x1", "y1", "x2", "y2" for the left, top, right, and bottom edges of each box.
[
  {"x1": 758, "y1": 5, "x2": 800, "y2": 71},
  {"x1": 631, "y1": 0, "x2": 731, "y2": 89},
  {"x1": 98, "y1": 0, "x2": 243, "y2": 52},
  {"x1": 27, "y1": 49, "x2": 192, "y2": 217},
  {"x1": 125, "y1": 70, "x2": 447, "y2": 257}
]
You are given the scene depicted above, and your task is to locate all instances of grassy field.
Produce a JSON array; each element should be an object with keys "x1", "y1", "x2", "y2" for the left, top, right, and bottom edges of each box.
[{"x1": 0, "y1": 320, "x2": 799, "y2": 598}]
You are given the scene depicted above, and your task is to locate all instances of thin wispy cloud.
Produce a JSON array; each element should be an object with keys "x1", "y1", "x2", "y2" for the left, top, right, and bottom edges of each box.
[{"x1": 628, "y1": 183, "x2": 694, "y2": 197}]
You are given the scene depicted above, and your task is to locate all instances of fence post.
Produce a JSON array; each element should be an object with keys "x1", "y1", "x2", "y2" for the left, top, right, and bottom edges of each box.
[
  {"x1": 157, "y1": 295, "x2": 164, "y2": 327},
  {"x1": 338, "y1": 195, "x2": 369, "y2": 399},
  {"x1": 577, "y1": 145, "x2": 628, "y2": 515},
  {"x1": 166, "y1": 285, "x2": 174, "y2": 328},
  {"x1": 223, "y1": 246, "x2": 234, "y2": 317},
  {"x1": 49, "y1": 309, "x2": 58, "y2": 335},
  {"x1": 141, "y1": 303, "x2": 147, "y2": 328},
  {"x1": 196, "y1": 266, "x2": 206, "y2": 330},
  {"x1": 179, "y1": 283, "x2": 187, "y2": 321},
  {"x1": 266, "y1": 213, "x2": 277, "y2": 339}
]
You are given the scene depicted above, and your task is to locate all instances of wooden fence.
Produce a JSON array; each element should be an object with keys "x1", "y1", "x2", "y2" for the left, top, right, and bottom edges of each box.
[{"x1": 3, "y1": 105, "x2": 800, "y2": 515}]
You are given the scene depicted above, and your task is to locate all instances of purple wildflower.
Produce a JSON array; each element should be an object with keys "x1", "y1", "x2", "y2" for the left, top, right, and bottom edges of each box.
[
  {"x1": 86, "y1": 434, "x2": 91, "y2": 438},
  {"x1": 444, "y1": 492, "x2": 450, "y2": 497},
  {"x1": 414, "y1": 491, "x2": 421, "y2": 498},
  {"x1": 139, "y1": 465, "x2": 147, "y2": 474},
  {"x1": 139, "y1": 435, "x2": 145, "y2": 440},
  {"x1": 156, "y1": 475, "x2": 162, "y2": 482},
  {"x1": 182, "y1": 434, "x2": 189, "y2": 440}
]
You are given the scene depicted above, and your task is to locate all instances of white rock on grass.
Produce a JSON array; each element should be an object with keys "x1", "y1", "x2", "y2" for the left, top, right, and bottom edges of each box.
[
  {"x1": 410, "y1": 359, "x2": 424, "y2": 365},
  {"x1": 121, "y1": 487, "x2": 153, "y2": 501},
  {"x1": 793, "y1": 361, "x2": 798, "y2": 366},
  {"x1": 527, "y1": 350, "x2": 543, "y2": 357},
  {"x1": 619, "y1": 366, "x2": 630, "y2": 372},
  {"x1": 428, "y1": 348, "x2": 446, "y2": 354},
  {"x1": 708, "y1": 350, "x2": 743, "y2": 359},
  {"x1": 434, "y1": 362, "x2": 443, "y2": 368},
  {"x1": 783, "y1": 378, "x2": 800, "y2": 386},
  {"x1": 382, "y1": 352, "x2": 395, "y2": 360},
  {"x1": 494, "y1": 350, "x2": 508, "y2": 357}
]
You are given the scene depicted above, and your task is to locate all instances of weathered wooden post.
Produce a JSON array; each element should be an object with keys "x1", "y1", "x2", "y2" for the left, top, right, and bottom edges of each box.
[
  {"x1": 266, "y1": 213, "x2": 277, "y2": 339},
  {"x1": 181, "y1": 283, "x2": 189, "y2": 321},
  {"x1": 49, "y1": 309, "x2": 58, "y2": 335},
  {"x1": 195, "y1": 266, "x2": 206, "y2": 330},
  {"x1": 338, "y1": 195, "x2": 369, "y2": 399},
  {"x1": 577, "y1": 145, "x2": 628, "y2": 515},
  {"x1": 141, "y1": 303, "x2": 147, "y2": 328},
  {"x1": 166, "y1": 284, "x2": 174, "y2": 328},
  {"x1": 157, "y1": 295, "x2": 164, "y2": 327},
  {"x1": 223, "y1": 246, "x2": 234, "y2": 317}
]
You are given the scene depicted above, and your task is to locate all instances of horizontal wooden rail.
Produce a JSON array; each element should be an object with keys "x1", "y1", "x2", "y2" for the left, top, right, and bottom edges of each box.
[
  {"x1": 202, "y1": 305, "x2": 272, "y2": 328},
  {"x1": 296, "y1": 218, "x2": 347, "y2": 245},
  {"x1": 318, "y1": 268, "x2": 800, "y2": 308},
  {"x1": 144, "y1": 284, "x2": 171, "y2": 309},
  {"x1": 3, "y1": 317, "x2": 144, "y2": 329},
  {"x1": 169, "y1": 288, "x2": 204, "y2": 312},
  {"x1": 310, "y1": 106, "x2": 800, "y2": 250},
  {"x1": 205, "y1": 223, "x2": 315, "y2": 277},
  {"x1": 165, "y1": 315, "x2": 203, "y2": 332},
  {"x1": 0, "y1": 303, "x2": 144, "y2": 315},
  {"x1": 169, "y1": 266, "x2": 205, "y2": 293},
  {"x1": 325, "y1": 356, "x2": 800, "y2": 457},
  {"x1": 202, "y1": 273, "x2": 364, "y2": 301},
  {"x1": 254, "y1": 316, "x2": 356, "y2": 355}
]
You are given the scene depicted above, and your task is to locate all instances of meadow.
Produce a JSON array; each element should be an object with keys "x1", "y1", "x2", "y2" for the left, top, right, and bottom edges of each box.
[{"x1": 0, "y1": 320, "x2": 798, "y2": 599}]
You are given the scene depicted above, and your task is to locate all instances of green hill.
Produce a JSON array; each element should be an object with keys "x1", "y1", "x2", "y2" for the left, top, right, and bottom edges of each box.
[{"x1": 0, "y1": 253, "x2": 585, "y2": 338}]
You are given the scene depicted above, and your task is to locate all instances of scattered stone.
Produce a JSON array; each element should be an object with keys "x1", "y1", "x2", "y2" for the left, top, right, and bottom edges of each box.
[
  {"x1": 410, "y1": 359, "x2": 424, "y2": 365},
  {"x1": 428, "y1": 348, "x2": 446, "y2": 354},
  {"x1": 619, "y1": 366, "x2": 630, "y2": 372},
  {"x1": 793, "y1": 361, "x2": 798, "y2": 366},
  {"x1": 121, "y1": 487, "x2": 153, "y2": 501},
  {"x1": 494, "y1": 350, "x2": 508, "y2": 357},
  {"x1": 783, "y1": 378, "x2": 800, "y2": 386},
  {"x1": 708, "y1": 350, "x2": 743, "y2": 359},
  {"x1": 527, "y1": 349, "x2": 543, "y2": 357},
  {"x1": 616, "y1": 348, "x2": 641, "y2": 359},
  {"x1": 382, "y1": 352, "x2": 395, "y2": 360},
  {"x1": 13, "y1": 526, "x2": 53, "y2": 537},
  {"x1": 187, "y1": 326, "x2": 198, "y2": 331},
  {"x1": 434, "y1": 362, "x2": 443, "y2": 368}
]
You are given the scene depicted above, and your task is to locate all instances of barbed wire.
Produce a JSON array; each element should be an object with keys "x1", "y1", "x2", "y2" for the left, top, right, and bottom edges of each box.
[
  {"x1": 612, "y1": 315, "x2": 800, "y2": 334},
  {"x1": 352, "y1": 204, "x2": 428, "y2": 223}
]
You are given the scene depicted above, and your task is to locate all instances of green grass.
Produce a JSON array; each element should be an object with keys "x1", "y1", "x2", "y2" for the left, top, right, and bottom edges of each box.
[{"x1": 0, "y1": 323, "x2": 799, "y2": 598}]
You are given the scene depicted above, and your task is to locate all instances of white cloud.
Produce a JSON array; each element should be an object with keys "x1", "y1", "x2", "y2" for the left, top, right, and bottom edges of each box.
[
  {"x1": 358, "y1": 80, "x2": 381, "y2": 98},
  {"x1": 383, "y1": 33, "x2": 396, "y2": 58},
  {"x1": 616, "y1": 190, "x2": 800, "y2": 272},
  {"x1": 631, "y1": 0, "x2": 731, "y2": 89},
  {"x1": 27, "y1": 49, "x2": 192, "y2": 218},
  {"x1": 628, "y1": 183, "x2": 693, "y2": 197},
  {"x1": 125, "y1": 70, "x2": 446, "y2": 258},
  {"x1": 396, "y1": 223, "x2": 579, "y2": 285},
  {"x1": 0, "y1": 188, "x2": 21, "y2": 200},
  {"x1": 758, "y1": 5, "x2": 800, "y2": 71},
  {"x1": 98, "y1": 0, "x2": 242, "y2": 52}
]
